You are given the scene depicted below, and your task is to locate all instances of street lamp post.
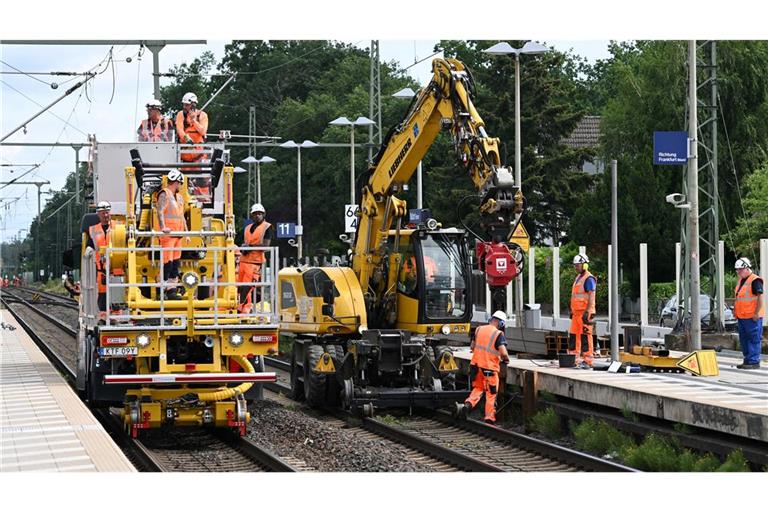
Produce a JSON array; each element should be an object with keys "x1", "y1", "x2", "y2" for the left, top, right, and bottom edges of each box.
[
  {"x1": 243, "y1": 155, "x2": 276, "y2": 204},
  {"x1": 483, "y1": 41, "x2": 550, "y2": 326},
  {"x1": 392, "y1": 87, "x2": 423, "y2": 208},
  {"x1": 329, "y1": 116, "x2": 375, "y2": 206},
  {"x1": 279, "y1": 140, "x2": 318, "y2": 260}
]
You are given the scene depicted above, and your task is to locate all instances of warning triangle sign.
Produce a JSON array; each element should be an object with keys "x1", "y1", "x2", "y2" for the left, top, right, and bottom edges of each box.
[
  {"x1": 677, "y1": 352, "x2": 700, "y2": 375},
  {"x1": 509, "y1": 222, "x2": 530, "y2": 252}
]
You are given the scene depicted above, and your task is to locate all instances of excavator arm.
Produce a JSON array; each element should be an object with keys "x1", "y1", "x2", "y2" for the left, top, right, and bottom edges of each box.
[{"x1": 352, "y1": 58, "x2": 524, "y2": 314}]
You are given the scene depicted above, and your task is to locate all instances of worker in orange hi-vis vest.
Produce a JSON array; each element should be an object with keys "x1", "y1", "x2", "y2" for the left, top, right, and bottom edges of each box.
[
  {"x1": 569, "y1": 253, "x2": 597, "y2": 369},
  {"x1": 175, "y1": 92, "x2": 208, "y2": 165},
  {"x1": 85, "y1": 201, "x2": 121, "y2": 313},
  {"x1": 733, "y1": 257, "x2": 764, "y2": 370},
  {"x1": 155, "y1": 170, "x2": 191, "y2": 301},
  {"x1": 238, "y1": 203, "x2": 273, "y2": 313},
  {"x1": 137, "y1": 99, "x2": 174, "y2": 142},
  {"x1": 455, "y1": 310, "x2": 510, "y2": 424}
]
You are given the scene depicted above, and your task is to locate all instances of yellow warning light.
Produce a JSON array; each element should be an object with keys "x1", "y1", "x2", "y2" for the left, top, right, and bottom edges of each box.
[{"x1": 676, "y1": 350, "x2": 719, "y2": 377}]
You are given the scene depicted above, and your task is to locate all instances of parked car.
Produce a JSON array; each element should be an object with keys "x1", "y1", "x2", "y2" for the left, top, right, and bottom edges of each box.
[{"x1": 659, "y1": 294, "x2": 736, "y2": 330}]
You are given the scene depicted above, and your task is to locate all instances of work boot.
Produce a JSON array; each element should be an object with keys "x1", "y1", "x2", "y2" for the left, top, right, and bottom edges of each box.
[
  {"x1": 736, "y1": 363, "x2": 760, "y2": 370},
  {"x1": 484, "y1": 417, "x2": 496, "y2": 425}
]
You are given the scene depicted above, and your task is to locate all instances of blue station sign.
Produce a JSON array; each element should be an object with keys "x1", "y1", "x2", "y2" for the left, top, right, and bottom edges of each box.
[{"x1": 653, "y1": 131, "x2": 689, "y2": 165}]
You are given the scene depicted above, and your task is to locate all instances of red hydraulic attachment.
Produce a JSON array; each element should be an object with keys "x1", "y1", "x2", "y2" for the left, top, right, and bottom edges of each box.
[{"x1": 476, "y1": 241, "x2": 520, "y2": 287}]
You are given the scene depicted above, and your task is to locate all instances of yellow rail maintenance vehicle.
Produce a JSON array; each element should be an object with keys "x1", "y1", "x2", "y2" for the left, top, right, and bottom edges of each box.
[
  {"x1": 280, "y1": 58, "x2": 525, "y2": 415},
  {"x1": 75, "y1": 141, "x2": 279, "y2": 437}
]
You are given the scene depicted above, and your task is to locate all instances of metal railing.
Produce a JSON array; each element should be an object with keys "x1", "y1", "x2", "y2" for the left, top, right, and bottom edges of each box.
[{"x1": 101, "y1": 243, "x2": 279, "y2": 330}]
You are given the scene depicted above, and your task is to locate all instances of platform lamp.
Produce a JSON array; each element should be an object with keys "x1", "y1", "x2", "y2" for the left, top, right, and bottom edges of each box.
[
  {"x1": 329, "y1": 116, "x2": 375, "y2": 206},
  {"x1": 391, "y1": 87, "x2": 423, "y2": 208},
  {"x1": 279, "y1": 140, "x2": 318, "y2": 260}
]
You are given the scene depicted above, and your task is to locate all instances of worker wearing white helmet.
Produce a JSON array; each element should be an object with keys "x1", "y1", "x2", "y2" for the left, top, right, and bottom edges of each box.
[
  {"x1": 85, "y1": 200, "x2": 121, "y2": 313},
  {"x1": 569, "y1": 253, "x2": 597, "y2": 368},
  {"x1": 457, "y1": 309, "x2": 510, "y2": 424},
  {"x1": 238, "y1": 202, "x2": 273, "y2": 312},
  {"x1": 137, "y1": 98, "x2": 173, "y2": 142},
  {"x1": 175, "y1": 92, "x2": 209, "y2": 165},
  {"x1": 733, "y1": 257, "x2": 764, "y2": 370},
  {"x1": 155, "y1": 170, "x2": 190, "y2": 300}
]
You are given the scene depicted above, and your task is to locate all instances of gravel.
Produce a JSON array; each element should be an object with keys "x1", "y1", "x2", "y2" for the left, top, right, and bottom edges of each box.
[{"x1": 247, "y1": 400, "x2": 427, "y2": 472}]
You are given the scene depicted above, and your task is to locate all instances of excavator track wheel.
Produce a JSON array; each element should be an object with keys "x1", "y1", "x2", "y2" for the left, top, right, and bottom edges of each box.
[{"x1": 304, "y1": 345, "x2": 327, "y2": 407}]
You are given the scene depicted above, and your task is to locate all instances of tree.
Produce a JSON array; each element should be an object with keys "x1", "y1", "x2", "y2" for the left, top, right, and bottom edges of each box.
[{"x1": 728, "y1": 162, "x2": 768, "y2": 258}]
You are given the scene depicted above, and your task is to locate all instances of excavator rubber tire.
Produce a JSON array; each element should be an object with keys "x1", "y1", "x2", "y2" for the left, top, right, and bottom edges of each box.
[
  {"x1": 304, "y1": 344, "x2": 327, "y2": 407},
  {"x1": 325, "y1": 345, "x2": 344, "y2": 406}
]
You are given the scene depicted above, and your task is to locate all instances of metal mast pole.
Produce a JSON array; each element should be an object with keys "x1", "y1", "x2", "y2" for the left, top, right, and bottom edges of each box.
[
  {"x1": 368, "y1": 40, "x2": 382, "y2": 164},
  {"x1": 248, "y1": 106, "x2": 255, "y2": 204},
  {"x1": 610, "y1": 160, "x2": 619, "y2": 360},
  {"x1": 688, "y1": 40, "x2": 702, "y2": 350},
  {"x1": 297, "y1": 148, "x2": 303, "y2": 261},
  {"x1": 514, "y1": 52, "x2": 525, "y2": 327}
]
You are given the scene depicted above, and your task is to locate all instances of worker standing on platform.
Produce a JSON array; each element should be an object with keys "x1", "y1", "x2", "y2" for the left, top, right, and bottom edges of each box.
[
  {"x1": 569, "y1": 253, "x2": 596, "y2": 369},
  {"x1": 156, "y1": 170, "x2": 189, "y2": 300},
  {"x1": 457, "y1": 310, "x2": 510, "y2": 424},
  {"x1": 238, "y1": 203, "x2": 272, "y2": 312},
  {"x1": 175, "y1": 92, "x2": 208, "y2": 164},
  {"x1": 137, "y1": 99, "x2": 174, "y2": 142},
  {"x1": 734, "y1": 258, "x2": 764, "y2": 370}
]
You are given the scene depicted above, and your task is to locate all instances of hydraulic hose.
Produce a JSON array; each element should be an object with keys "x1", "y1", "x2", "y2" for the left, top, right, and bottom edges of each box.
[{"x1": 195, "y1": 355, "x2": 255, "y2": 402}]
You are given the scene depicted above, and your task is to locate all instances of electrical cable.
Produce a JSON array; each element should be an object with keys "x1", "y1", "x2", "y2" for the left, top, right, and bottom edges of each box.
[
  {"x1": 0, "y1": 80, "x2": 87, "y2": 136},
  {"x1": 0, "y1": 59, "x2": 52, "y2": 86}
]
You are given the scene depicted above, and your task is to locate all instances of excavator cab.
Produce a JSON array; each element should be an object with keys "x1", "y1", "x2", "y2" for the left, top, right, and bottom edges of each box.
[{"x1": 395, "y1": 228, "x2": 471, "y2": 336}]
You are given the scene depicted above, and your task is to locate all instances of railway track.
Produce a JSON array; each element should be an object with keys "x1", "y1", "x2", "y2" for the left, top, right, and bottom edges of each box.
[
  {"x1": 264, "y1": 357, "x2": 634, "y2": 472},
  {"x1": 14, "y1": 285, "x2": 79, "y2": 308}
]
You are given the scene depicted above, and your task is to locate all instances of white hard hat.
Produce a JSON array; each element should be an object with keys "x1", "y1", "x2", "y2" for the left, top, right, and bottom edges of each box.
[
  {"x1": 96, "y1": 201, "x2": 111, "y2": 212},
  {"x1": 735, "y1": 257, "x2": 752, "y2": 269},
  {"x1": 491, "y1": 310, "x2": 507, "y2": 323},
  {"x1": 573, "y1": 253, "x2": 589, "y2": 264},
  {"x1": 250, "y1": 203, "x2": 266, "y2": 214},
  {"x1": 167, "y1": 169, "x2": 184, "y2": 183},
  {"x1": 146, "y1": 98, "x2": 163, "y2": 110},
  {"x1": 182, "y1": 92, "x2": 198, "y2": 105}
]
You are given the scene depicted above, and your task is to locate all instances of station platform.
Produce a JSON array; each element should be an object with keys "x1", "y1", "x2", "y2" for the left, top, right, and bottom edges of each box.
[
  {"x1": 453, "y1": 348, "x2": 768, "y2": 442},
  {"x1": 1, "y1": 310, "x2": 135, "y2": 472}
]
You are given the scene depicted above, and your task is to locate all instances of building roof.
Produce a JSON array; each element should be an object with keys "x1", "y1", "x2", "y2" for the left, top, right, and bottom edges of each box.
[{"x1": 561, "y1": 115, "x2": 602, "y2": 149}]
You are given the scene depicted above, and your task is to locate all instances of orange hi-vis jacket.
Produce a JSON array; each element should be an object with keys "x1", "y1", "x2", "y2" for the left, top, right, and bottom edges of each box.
[
  {"x1": 570, "y1": 270, "x2": 596, "y2": 315},
  {"x1": 89, "y1": 221, "x2": 123, "y2": 293},
  {"x1": 471, "y1": 324, "x2": 503, "y2": 372},
  {"x1": 241, "y1": 221, "x2": 272, "y2": 265},
  {"x1": 155, "y1": 188, "x2": 185, "y2": 232},
  {"x1": 175, "y1": 110, "x2": 208, "y2": 143},
  {"x1": 138, "y1": 118, "x2": 173, "y2": 142},
  {"x1": 734, "y1": 273, "x2": 765, "y2": 319}
]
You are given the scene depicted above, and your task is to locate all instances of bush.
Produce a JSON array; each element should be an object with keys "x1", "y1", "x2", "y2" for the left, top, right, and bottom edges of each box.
[
  {"x1": 717, "y1": 450, "x2": 750, "y2": 472},
  {"x1": 693, "y1": 453, "x2": 721, "y2": 472},
  {"x1": 620, "y1": 433, "x2": 681, "y2": 471},
  {"x1": 572, "y1": 417, "x2": 635, "y2": 457},
  {"x1": 529, "y1": 408, "x2": 562, "y2": 439}
]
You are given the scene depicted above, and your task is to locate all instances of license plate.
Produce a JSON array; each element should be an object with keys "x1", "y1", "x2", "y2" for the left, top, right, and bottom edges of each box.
[{"x1": 99, "y1": 346, "x2": 138, "y2": 357}]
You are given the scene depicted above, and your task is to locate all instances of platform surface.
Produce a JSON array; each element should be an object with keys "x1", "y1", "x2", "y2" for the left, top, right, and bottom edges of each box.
[{"x1": 1, "y1": 309, "x2": 135, "y2": 472}]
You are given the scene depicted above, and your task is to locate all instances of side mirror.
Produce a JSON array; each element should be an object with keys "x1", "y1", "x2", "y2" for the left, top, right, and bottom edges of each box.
[{"x1": 321, "y1": 280, "x2": 334, "y2": 317}]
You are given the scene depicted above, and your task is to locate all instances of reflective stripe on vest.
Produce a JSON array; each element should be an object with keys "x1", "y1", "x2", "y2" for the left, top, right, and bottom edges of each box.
[
  {"x1": 242, "y1": 221, "x2": 272, "y2": 264},
  {"x1": 158, "y1": 188, "x2": 185, "y2": 231},
  {"x1": 734, "y1": 273, "x2": 765, "y2": 319},
  {"x1": 139, "y1": 118, "x2": 172, "y2": 142},
  {"x1": 571, "y1": 270, "x2": 596, "y2": 314},
  {"x1": 470, "y1": 324, "x2": 502, "y2": 371}
]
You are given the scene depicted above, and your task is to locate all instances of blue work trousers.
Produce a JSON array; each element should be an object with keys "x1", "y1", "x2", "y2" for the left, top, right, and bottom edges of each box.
[{"x1": 737, "y1": 318, "x2": 763, "y2": 365}]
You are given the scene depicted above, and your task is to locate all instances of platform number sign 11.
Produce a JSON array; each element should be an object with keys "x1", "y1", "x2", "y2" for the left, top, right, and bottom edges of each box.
[
  {"x1": 345, "y1": 204, "x2": 360, "y2": 233},
  {"x1": 276, "y1": 222, "x2": 296, "y2": 239}
]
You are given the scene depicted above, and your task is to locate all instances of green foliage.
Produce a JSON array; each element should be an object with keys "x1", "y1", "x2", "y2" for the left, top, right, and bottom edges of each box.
[
  {"x1": 538, "y1": 390, "x2": 558, "y2": 402},
  {"x1": 620, "y1": 433, "x2": 683, "y2": 471},
  {"x1": 693, "y1": 453, "x2": 722, "y2": 472},
  {"x1": 673, "y1": 422, "x2": 694, "y2": 435},
  {"x1": 620, "y1": 403, "x2": 640, "y2": 423},
  {"x1": 377, "y1": 414, "x2": 402, "y2": 425},
  {"x1": 728, "y1": 163, "x2": 768, "y2": 259},
  {"x1": 528, "y1": 408, "x2": 562, "y2": 439},
  {"x1": 717, "y1": 450, "x2": 750, "y2": 472},
  {"x1": 572, "y1": 417, "x2": 635, "y2": 457}
]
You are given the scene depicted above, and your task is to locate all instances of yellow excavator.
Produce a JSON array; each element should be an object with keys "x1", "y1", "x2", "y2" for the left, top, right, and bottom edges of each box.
[{"x1": 278, "y1": 58, "x2": 525, "y2": 414}]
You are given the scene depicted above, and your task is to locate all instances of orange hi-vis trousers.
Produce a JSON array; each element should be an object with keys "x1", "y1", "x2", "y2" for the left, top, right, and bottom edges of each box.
[
  {"x1": 465, "y1": 368, "x2": 499, "y2": 422},
  {"x1": 569, "y1": 313, "x2": 594, "y2": 365}
]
